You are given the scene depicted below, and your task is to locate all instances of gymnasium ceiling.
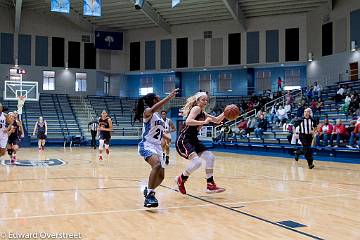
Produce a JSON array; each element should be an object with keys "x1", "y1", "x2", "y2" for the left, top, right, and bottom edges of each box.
[{"x1": 0, "y1": 0, "x2": 331, "y2": 32}]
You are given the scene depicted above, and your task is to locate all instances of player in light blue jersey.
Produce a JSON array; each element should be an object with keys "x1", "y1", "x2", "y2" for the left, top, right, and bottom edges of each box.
[{"x1": 134, "y1": 88, "x2": 179, "y2": 208}]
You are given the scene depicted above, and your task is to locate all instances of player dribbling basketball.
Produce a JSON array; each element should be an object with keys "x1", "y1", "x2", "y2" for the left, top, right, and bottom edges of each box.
[{"x1": 175, "y1": 91, "x2": 226, "y2": 194}]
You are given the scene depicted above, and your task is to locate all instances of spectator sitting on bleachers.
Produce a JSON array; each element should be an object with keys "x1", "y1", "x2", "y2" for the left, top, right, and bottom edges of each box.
[
  {"x1": 246, "y1": 100, "x2": 254, "y2": 112},
  {"x1": 354, "y1": 103, "x2": 360, "y2": 117},
  {"x1": 247, "y1": 117, "x2": 257, "y2": 136},
  {"x1": 236, "y1": 117, "x2": 248, "y2": 138},
  {"x1": 284, "y1": 102, "x2": 292, "y2": 114},
  {"x1": 347, "y1": 117, "x2": 360, "y2": 149},
  {"x1": 348, "y1": 92, "x2": 359, "y2": 116},
  {"x1": 285, "y1": 91, "x2": 294, "y2": 105},
  {"x1": 241, "y1": 100, "x2": 247, "y2": 113},
  {"x1": 276, "y1": 105, "x2": 288, "y2": 127},
  {"x1": 267, "y1": 105, "x2": 276, "y2": 123},
  {"x1": 254, "y1": 114, "x2": 268, "y2": 139},
  {"x1": 340, "y1": 94, "x2": 351, "y2": 113},
  {"x1": 335, "y1": 85, "x2": 345, "y2": 103},
  {"x1": 315, "y1": 118, "x2": 333, "y2": 147},
  {"x1": 296, "y1": 102, "x2": 305, "y2": 118},
  {"x1": 310, "y1": 99, "x2": 318, "y2": 111},
  {"x1": 330, "y1": 119, "x2": 348, "y2": 147},
  {"x1": 313, "y1": 81, "x2": 321, "y2": 99},
  {"x1": 306, "y1": 86, "x2": 313, "y2": 102},
  {"x1": 285, "y1": 121, "x2": 294, "y2": 143},
  {"x1": 256, "y1": 107, "x2": 265, "y2": 119}
]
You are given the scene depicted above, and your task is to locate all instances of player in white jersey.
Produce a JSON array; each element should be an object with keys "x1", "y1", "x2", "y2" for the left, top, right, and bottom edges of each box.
[
  {"x1": 0, "y1": 104, "x2": 10, "y2": 157},
  {"x1": 160, "y1": 110, "x2": 176, "y2": 165},
  {"x1": 134, "y1": 88, "x2": 179, "y2": 208}
]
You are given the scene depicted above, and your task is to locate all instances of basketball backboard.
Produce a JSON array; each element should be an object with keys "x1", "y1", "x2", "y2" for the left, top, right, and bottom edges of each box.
[{"x1": 4, "y1": 81, "x2": 39, "y2": 101}]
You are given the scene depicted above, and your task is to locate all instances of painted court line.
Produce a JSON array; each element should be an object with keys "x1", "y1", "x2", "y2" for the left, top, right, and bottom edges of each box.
[
  {"x1": 0, "y1": 203, "x2": 214, "y2": 221},
  {"x1": 161, "y1": 184, "x2": 325, "y2": 240},
  {"x1": 222, "y1": 192, "x2": 359, "y2": 206}
]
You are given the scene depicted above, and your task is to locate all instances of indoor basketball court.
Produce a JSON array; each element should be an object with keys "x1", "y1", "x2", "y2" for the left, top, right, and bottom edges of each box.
[{"x1": 0, "y1": 0, "x2": 360, "y2": 239}]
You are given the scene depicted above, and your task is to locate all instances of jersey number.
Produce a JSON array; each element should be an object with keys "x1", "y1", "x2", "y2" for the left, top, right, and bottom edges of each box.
[{"x1": 153, "y1": 129, "x2": 163, "y2": 140}]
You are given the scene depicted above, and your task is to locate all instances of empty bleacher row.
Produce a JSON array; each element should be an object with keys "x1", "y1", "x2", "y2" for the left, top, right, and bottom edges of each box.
[{"x1": 3, "y1": 94, "x2": 81, "y2": 143}]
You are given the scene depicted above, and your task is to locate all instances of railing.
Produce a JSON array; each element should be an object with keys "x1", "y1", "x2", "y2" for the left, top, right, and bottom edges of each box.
[
  {"x1": 214, "y1": 89, "x2": 303, "y2": 136},
  {"x1": 80, "y1": 95, "x2": 93, "y2": 121}
]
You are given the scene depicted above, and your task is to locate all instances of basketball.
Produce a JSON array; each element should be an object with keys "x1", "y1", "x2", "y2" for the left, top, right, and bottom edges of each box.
[{"x1": 224, "y1": 104, "x2": 240, "y2": 120}]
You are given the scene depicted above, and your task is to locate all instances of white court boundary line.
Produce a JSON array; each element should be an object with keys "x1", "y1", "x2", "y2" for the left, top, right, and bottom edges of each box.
[{"x1": 0, "y1": 192, "x2": 358, "y2": 221}]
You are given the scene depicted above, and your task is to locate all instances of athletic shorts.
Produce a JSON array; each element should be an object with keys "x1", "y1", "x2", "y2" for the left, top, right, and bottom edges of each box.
[
  {"x1": 176, "y1": 135, "x2": 207, "y2": 159},
  {"x1": 0, "y1": 136, "x2": 8, "y2": 148},
  {"x1": 138, "y1": 141, "x2": 164, "y2": 164},
  {"x1": 38, "y1": 132, "x2": 47, "y2": 140},
  {"x1": 8, "y1": 137, "x2": 20, "y2": 146},
  {"x1": 99, "y1": 132, "x2": 111, "y2": 145}
]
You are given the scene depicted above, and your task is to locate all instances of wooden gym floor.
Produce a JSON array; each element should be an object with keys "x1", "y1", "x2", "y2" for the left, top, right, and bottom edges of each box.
[{"x1": 0, "y1": 146, "x2": 359, "y2": 240}]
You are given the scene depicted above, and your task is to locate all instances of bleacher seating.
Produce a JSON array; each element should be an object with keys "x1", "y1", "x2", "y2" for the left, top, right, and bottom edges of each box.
[{"x1": 214, "y1": 79, "x2": 360, "y2": 158}]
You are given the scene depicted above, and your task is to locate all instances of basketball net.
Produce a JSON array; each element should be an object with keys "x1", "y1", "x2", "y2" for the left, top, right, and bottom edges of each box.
[{"x1": 17, "y1": 95, "x2": 26, "y2": 115}]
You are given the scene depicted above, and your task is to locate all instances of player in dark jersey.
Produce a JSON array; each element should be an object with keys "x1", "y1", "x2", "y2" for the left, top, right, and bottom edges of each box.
[
  {"x1": 175, "y1": 92, "x2": 226, "y2": 194},
  {"x1": 33, "y1": 116, "x2": 48, "y2": 152},
  {"x1": 7, "y1": 112, "x2": 23, "y2": 163},
  {"x1": 98, "y1": 110, "x2": 113, "y2": 161}
]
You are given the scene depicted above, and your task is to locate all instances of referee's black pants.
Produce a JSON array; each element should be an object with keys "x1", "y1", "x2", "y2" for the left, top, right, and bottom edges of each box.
[
  {"x1": 91, "y1": 130, "x2": 97, "y2": 148},
  {"x1": 297, "y1": 133, "x2": 314, "y2": 166}
]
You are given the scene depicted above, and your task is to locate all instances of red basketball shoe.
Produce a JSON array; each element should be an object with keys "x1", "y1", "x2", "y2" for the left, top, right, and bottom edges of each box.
[
  {"x1": 175, "y1": 176, "x2": 187, "y2": 194},
  {"x1": 206, "y1": 182, "x2": 225, "y2": 194}
]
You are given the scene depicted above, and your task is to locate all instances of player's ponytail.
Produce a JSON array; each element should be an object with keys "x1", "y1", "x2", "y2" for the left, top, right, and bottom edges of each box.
[
  {"x1": 134, "y1": 93, "x2": 157, "y2": 122},
  {"x1": 134, "y1": 97, "x2": 145, "y2": 122}
]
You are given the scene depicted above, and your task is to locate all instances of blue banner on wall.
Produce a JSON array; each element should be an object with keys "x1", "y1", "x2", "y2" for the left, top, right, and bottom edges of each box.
[
  {"x1": 51, "y1": 0, "x2": 70, "y2": 13},
  {"x1": 84, "y1": 0, "x2": 101, "y2": 16},
  {"x1": 95, "y1": 31, "x2": 123, "y2": 50}
]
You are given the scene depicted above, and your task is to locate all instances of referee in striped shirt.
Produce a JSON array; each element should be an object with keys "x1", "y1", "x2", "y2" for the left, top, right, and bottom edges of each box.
[{"x1": 294, "y1": 108, "x2": 316, "y2": 169}]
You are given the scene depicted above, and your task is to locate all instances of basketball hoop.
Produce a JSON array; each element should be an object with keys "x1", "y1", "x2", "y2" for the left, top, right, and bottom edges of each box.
[{"x1": 17, "y1": 95, "x2": 26, "y2": 116}]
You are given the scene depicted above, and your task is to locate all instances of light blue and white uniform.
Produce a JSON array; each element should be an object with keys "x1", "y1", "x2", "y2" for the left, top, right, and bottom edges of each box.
[
  {"x1": 0, "y1": 112, "x2": 8, "y2": 148},
  {"x1": 164, "y1": 118, "x2": 172, "y2": 140},
  {"x1": 138, "y1": 111, "x2": 165, "y2": 160}
]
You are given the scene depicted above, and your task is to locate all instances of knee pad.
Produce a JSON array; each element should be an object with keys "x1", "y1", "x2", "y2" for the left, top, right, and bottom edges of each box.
[
  {"x1": 201, "y1": 151, "x2": 215, "y2": 169},
  {"x1": 184, "y1": 156, "x2": 202, "y2": 175},
  {"x1": 105, "y1": 144, "x2": 109, "y2": 149},
  {"x1": 99, "y1": 140, "x2": 104, "y2": 150}
]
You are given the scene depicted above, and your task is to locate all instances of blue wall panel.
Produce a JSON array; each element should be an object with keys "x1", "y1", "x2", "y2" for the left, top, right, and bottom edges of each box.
[
  {"x1": 160, "y1": 39, "x2": 171, "y2": 69},
  {"x1": 266, "y1": 30, "x2": 279, "y2": 63},
  {"x1": 247, "y1": 32, "x2": 259, "y2": 64},
  {"x1": 18, "y1": 34, "x2": 32, "y2": 65},
  {"x1": 145, "y1": 40, "x2": 156, "y2": 70},
  {"x1": 350, "y1": 9, "x2": 360, "y2": 48},
  {"x1": 35, "y1": 36, "x2": 48, "y2": 66},
  {"x1": 1, "y1": 33, "x2": 14, "y2": 64}
]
